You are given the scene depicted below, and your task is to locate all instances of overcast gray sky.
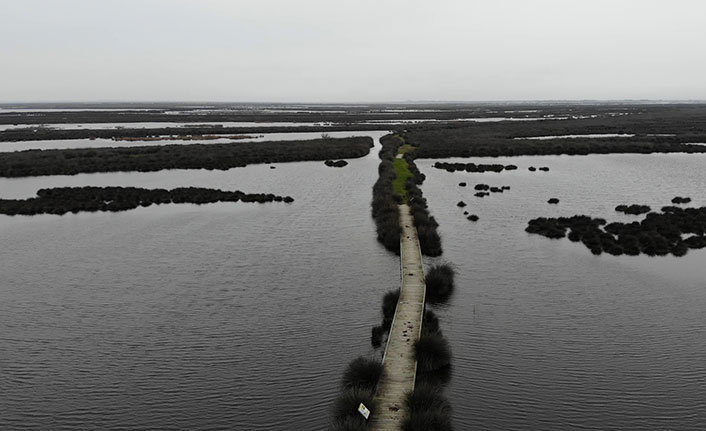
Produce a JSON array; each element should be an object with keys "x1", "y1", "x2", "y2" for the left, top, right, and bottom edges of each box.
[{"x1": 2, "y1": 0, "x2": 705, "y2": 103}]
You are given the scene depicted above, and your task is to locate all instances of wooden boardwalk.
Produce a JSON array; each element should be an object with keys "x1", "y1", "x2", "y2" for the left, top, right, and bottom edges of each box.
[{"x1": 370, "y1": 204, "x2": 426, "y2": 431}]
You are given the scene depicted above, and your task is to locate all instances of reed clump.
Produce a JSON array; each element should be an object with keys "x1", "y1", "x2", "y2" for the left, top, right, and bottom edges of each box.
[
  {"x1": 340, "y1": 357, "x2": 383, "y2": 392},
  {"x1": 425, "y1": 264, "x2": 455, "y2": 304},
  {"x1": 415, "y1": 333, "x2": 452, "y2": 373},
  {"x1": 402, "y1": 383, "x2": 453, "y2": 431}
]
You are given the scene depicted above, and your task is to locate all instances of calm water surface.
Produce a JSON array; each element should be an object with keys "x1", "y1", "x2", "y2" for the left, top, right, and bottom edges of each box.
[
  {"x1": 419, "y1": 153, "x2": 706, "y2": 430},
  {"x1": 0, "y1": 131, "x2": 398, "y2": 430},
  {"x1": 2, "y1": 142, "x2": 706, "y2": 430}
]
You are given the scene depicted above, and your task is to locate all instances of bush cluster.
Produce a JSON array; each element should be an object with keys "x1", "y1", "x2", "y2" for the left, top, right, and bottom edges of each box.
[
  {"x1": 672, "y1": 196, "x2": 691, "y2": 204},
  {"x1": 371, "y1": 289, "x2": 399, "y2": 348},
  {"x1": 403, "y1": 307, "x2": 453, "y2": 430},
  {"x1": 425, "y1": 265, "x2": 455, "y2": 304},
  {"x1": 433, "y1": 161, "x2": 514, "y2": 173},
  {"x1": 325, "y1": 159, "x2": 349, "y2": 168},
  {"x1": 526, "y1": 206, "x2": 706, "y2": 256},
  {"x1": 371, "y1": 135, "x2": 404, "y2": 254},
  {"x1": 403, "y1": 154, "x2": 442, "y2": 257},
  {"x1": 330, "y1": 385, "x2": 376, "y2": 431},
  {"x1": 402, "y1": 383, "x2": 453, "y2": 431},
  {"x1": 615, "y1": 204, "x2": 651, "y2": 215}
]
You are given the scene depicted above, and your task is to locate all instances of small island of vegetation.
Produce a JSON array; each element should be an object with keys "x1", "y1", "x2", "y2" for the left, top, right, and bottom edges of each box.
[
  {"x1": 615, "y1": 204, "x2": 651, "y2": 215},
  {"x1": 325, "y1": 159, "x2": 349, "y2": 168},
  {"x1": 433, "y1": 161, "x2": 515, "y2": 173},
  {"x1": 526, "y1": 205, "x2": 706, "y2": 256},
  {"x1": 0, "y1": 186, "x2": 293, "y2": 216}
]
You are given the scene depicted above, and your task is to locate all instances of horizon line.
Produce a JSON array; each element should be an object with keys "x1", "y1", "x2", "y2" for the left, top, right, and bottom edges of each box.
[{"x1": 2, "y1": 98, "x2": 706, "y2": 106}]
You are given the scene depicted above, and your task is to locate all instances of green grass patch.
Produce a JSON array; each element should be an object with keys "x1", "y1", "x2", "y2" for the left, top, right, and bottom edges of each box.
[
  {"x1": 398, "y1": 143, "x2": 416, "y2": 155},
  {"x1": 393, "y1": 158, "x2": 413, "y2": 201}
]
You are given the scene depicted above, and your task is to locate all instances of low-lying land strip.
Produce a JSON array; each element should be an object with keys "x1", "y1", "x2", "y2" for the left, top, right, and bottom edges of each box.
[
  {"x1": 371, "y1": 204, "x2": 426, "y2": 431},
  {"x1": 0, "y1": 125, "x2": 390, "y2": 142},
  {"x1": 372, "y1": 135, "x2": 442, "y2": 257},
  {"x1": 0, "y1": 137, "x2": 373, "y2": 178},
  {"x1": 0, "y1": 186, "x2": 293, "y2": 216},
  {"x1": 402, "y1": 108, "x2": 706, "y2": 158}
]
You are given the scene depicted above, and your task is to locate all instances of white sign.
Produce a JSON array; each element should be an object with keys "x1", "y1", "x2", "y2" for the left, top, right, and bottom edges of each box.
[{"x1": 358, "y1": 402, "x2": 371, "y2": 420}]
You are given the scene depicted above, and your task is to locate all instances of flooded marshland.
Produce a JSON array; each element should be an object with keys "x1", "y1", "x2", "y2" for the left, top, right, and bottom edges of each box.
[{"x1": 2, "y1": 104, "x2": 706, "y2": 430}]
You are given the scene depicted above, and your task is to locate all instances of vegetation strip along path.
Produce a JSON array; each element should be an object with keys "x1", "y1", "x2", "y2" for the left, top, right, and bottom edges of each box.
[{"x1": 370, "y1": 204, "x2": 426, "y2": 431}]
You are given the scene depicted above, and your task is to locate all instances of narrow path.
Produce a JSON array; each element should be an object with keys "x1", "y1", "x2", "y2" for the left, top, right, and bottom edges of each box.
[{"x1": 371, "y1": 204, "x2": 426, "y2": 431}]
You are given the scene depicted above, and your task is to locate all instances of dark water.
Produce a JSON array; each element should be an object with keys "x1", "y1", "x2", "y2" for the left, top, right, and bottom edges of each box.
[
  {"x1": 419, "y1": 154, "x2": 706, "y2": 430},
  {"x1": 3, "y1": 143, "x2": 706, "y2": 430},
  {"x1": 0, "y1": 131, "x2": 398, "y2": 430}
]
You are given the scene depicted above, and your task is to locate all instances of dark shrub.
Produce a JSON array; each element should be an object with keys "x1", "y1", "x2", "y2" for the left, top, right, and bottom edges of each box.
[
  {"x1": 422, "y1": 309, "x2": 440, "y2": 336},
  {"x1": 382, "y1": 289, "x2": 400, "y2": 320},
  {"x1": 415, "y1": 334, "x2": 451, "y2": 373},
  {"x1": 341, "y1": 357, "x2": 383, "y2": 391},
  {"x1": 329, "y1": 416, "x2": 368, "y2": 431},
  {"x1": 325, "y1": 159, "x2": 349, "y2": 168},
  {"x1": 331, "y1": 387, "x2": 376, "y2": 422},
  {"x1": 615, "y1": 204, "x2": 651, "y2": 215},
  {"x1": 417, "y1": 224, "x2": 442, "y2": 257},
  {"x1": 402, "y1": 384, "x2": 453, "y2": 431},
  {"x1": 371, "y1": 325, "x2": 387, "y2": 348},
  {"x1": 672, "y1": 196, "x2": 691, "y2": 204},
  {"x1": 426, "y1": 265, "x2": 455, "y2": 304}
]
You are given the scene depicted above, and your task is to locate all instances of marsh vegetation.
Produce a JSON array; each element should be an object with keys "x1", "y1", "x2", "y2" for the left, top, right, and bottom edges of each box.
[
  {"x1": 425, "y1": 264, "x2": 456, "y2": 304},
  {"x1": 526, "y1": 206, "x2": 706, "y2": 256},
  {"x1": 433, "y1": 161, "x2": 514, "y2": 173},
  {"x1": 371, "y1": 134, "x2": 442, "y2": 256},
  {"x1": 0, "y1": 186, "x2": 293, "y2": 216},
  {"x1": 615, "y1": 204, "x2": 651, "y2": 215},
  {"x1": 0, "y1": 137, "x2": 373, "y2": 177},
  {"x1": 325, "y1": 159, "x2": 349, "y2": 168}
]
